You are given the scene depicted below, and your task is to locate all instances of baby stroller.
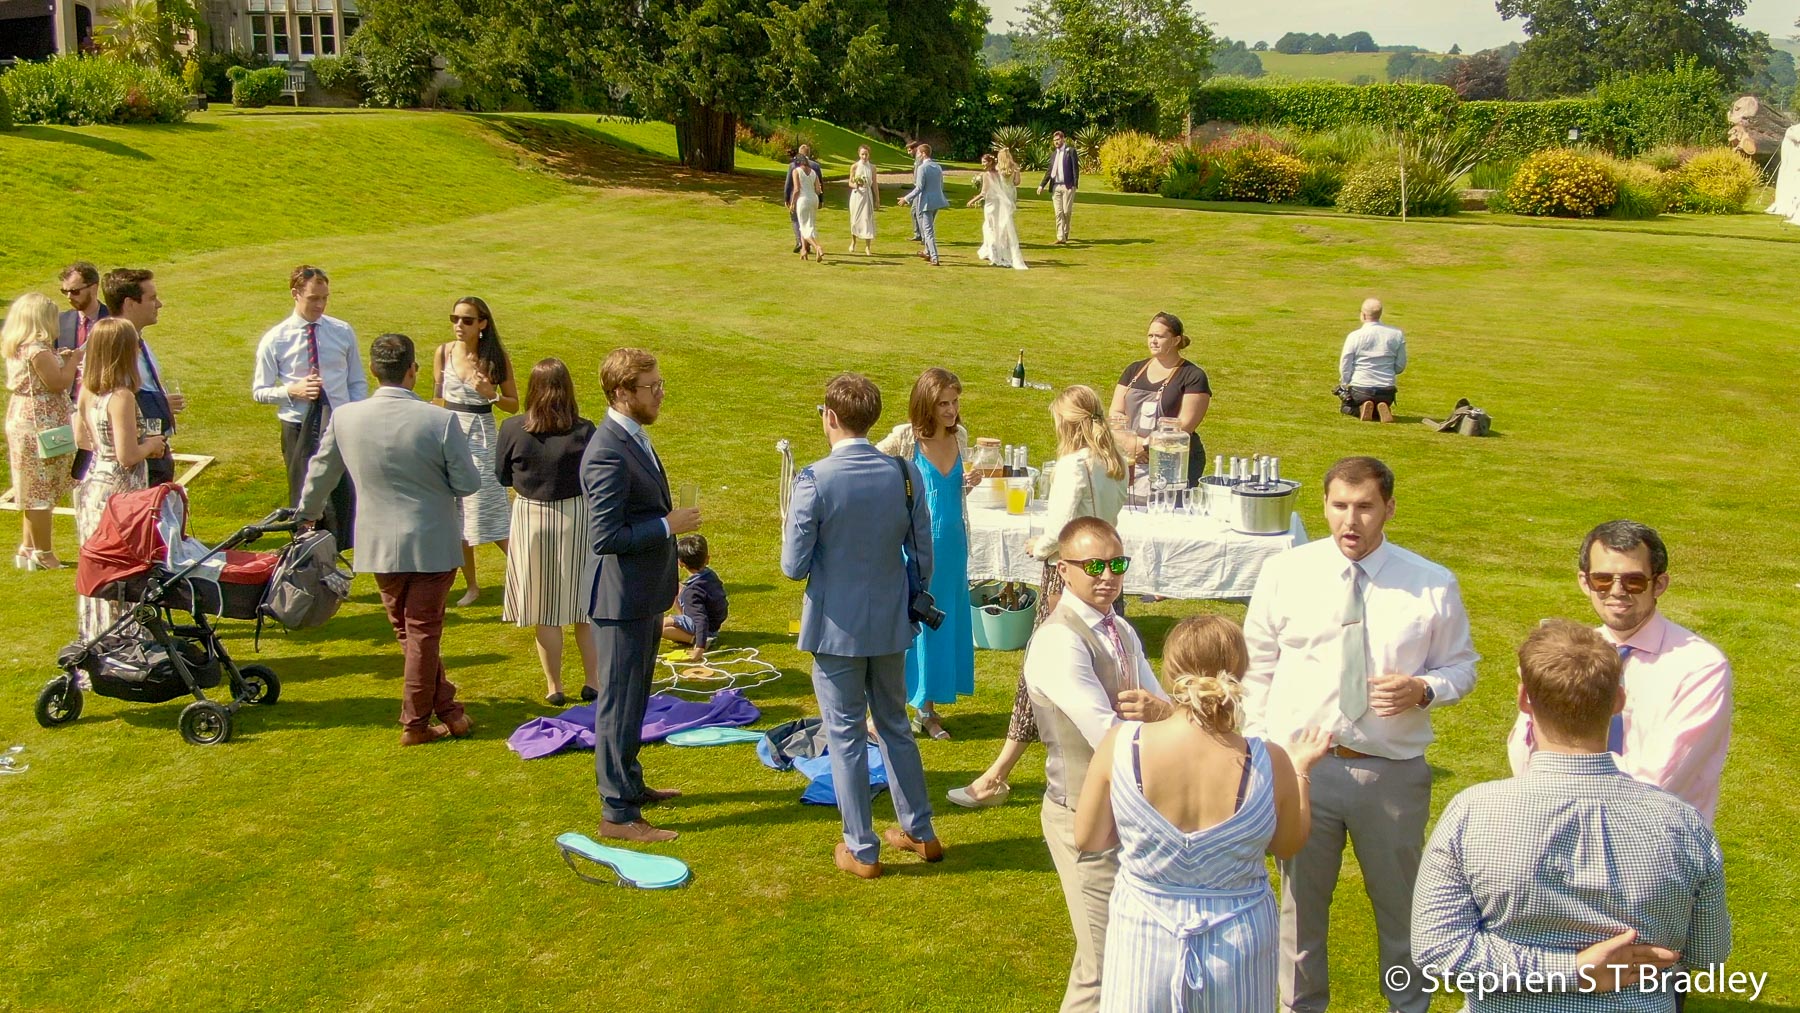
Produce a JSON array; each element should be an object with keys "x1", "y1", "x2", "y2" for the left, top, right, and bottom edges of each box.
[{"x1": 36, "y1": 485, "x2": 314, "y2": 745}]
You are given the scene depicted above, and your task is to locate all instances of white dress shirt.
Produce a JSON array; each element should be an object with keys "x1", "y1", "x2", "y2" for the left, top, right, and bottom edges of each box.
[
  {"x1": 1339, "y1": 321, "x2": 1408, "y2": 388},
  {"x1": 1024, "y1": 595, "x2": 1167, "y2": 748},
  {"x1": 1243, "y1": 537, "x2": 1478, "y2": 759},
  {"x1": 607, "y1": 406, "x2": 672, "y2": 536},
  {"x1": 251, "y1": 312, "x2": 368, "y2": 423}
]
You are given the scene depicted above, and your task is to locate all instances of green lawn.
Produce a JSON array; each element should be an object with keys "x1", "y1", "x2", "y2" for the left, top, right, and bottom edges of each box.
[{"x1": 1, "y1": 112, "x2": 1795, "y2": 1012}]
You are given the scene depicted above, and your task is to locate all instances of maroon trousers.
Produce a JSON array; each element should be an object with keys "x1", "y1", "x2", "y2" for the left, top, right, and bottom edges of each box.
[{"x1": 374, "y1": 570, "x2": 464, "y2": 732}]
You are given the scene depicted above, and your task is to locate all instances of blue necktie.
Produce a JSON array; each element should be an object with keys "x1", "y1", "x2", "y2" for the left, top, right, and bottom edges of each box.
[{"x1": 1608, "y1": 645, "x2": 1630, "y2": 754}]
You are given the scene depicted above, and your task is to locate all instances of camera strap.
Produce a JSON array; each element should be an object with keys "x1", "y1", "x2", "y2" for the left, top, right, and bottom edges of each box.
[{"x1": 889, "y1": 455, "x2": 925, "y2": 595}]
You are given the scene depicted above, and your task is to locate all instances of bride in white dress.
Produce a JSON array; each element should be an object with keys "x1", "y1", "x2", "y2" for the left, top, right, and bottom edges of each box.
[
  {"x1": 789, "y1": 159, "x2": 825, "y2": 262},
  {"x1": 970, "y1": 148, "x2": 1028, "y2": 270}
]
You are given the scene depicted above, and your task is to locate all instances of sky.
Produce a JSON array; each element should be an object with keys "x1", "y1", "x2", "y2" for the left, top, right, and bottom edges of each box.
[{"x1": 980, "y1": 0, "x2": 1799, "y2": 54}]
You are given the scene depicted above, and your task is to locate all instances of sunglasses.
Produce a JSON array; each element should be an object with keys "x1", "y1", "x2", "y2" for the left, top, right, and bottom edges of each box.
[
  {"x1": 1064, "y1": 556, "x2": 1131, "y2": 577},
  {"x1": 61, "y1": 283, "x2": 94, "y2": 296},
  {"x1": 1586, "y1": 571, "x2": 1652, "y2": 595},
  {"x1": 450, "y1": 314, "x2": 482, "y2": 326}
]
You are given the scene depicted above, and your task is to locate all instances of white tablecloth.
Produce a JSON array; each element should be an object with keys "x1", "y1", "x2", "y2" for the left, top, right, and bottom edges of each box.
[{"x1": 965, "y1": 502, "x2": 1308, "y2": 600}]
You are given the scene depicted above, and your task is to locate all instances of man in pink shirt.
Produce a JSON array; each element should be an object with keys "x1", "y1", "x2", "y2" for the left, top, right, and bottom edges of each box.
[{"x1": 1508, "y1": 520, "x2": 1733, "y2": 823}]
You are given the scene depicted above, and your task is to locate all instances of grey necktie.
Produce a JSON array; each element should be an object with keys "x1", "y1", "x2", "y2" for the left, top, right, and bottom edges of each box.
[
  {"x1": 1339, "y1": 562, "x2": 1369, "y2": 722},
  {"x1": 635, "y1": 430, "x2": 661, "y2": 473}
]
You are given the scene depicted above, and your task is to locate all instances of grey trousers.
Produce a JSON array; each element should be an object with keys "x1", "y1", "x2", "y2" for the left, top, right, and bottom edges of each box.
[
  {"x1": 592, "y1": 615, "x2": 661, "y2": 824},
  {"x1": 1278, "y1": 754, "x2": 1432, "y2": 1013},
  {"x1": 1044, "y1": 797, "x2": 1117, "y2": 1013},
  {"x1": 811, "y1": 652, "x2": 935, "y2": 864}
]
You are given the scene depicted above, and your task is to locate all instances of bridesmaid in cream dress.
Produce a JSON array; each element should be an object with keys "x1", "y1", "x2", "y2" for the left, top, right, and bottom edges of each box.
[{"x1": 847, "y1": 145, "x2": 880, "y2": 254}]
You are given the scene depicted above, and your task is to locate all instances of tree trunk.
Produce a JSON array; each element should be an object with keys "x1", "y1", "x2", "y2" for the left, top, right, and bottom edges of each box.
[
  {"x1": 674, "y1": 100, "x2": 737, "y2": 173},
  {"x1": 1727, "y1": 95, "x2": 1794, "y2": 163}
]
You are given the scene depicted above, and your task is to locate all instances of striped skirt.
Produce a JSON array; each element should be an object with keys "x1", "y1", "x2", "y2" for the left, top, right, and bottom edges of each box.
[
  {"x1": 451, "y1": 409, "x2": 511, "y2": 546},
  {"x1": 502, "y1": 494, "x2": 592, "y2": 628}
]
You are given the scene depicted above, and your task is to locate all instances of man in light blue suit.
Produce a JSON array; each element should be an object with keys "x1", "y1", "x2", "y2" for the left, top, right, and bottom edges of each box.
[
  {"x1": 782, "y1": 372, "x2": 946, "y2": 879},
  {"x1": 897, "y1": 142, "x2": 950, "y2": 267}
]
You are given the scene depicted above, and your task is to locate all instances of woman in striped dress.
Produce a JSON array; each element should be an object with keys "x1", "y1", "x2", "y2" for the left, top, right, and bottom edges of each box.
[
  {"x1": 1075, "y1": 616, "x2": 1328, "y2": 1013},
  {"x1": 435, "y1": 297, "x2": 515, "y2": 606},
  {"x1": 496, "y1": 358, "x2": 599, "y2": 706}
]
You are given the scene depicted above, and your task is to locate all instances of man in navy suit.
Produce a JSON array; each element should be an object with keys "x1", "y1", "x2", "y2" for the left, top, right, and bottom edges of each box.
[
  {"x1": 898, "y1": 143, "x2": 951, "y2": 267},
  {"x1": 56, "y1": 261, "x2": 108, "y2": 353},
  {"x1": 782, "y1": 373, "x2": 944, "y2": 878},
  {"x1": 1037, "y1": 129, "x2": 1080, "y2": 244},
  {"x1": 582, "y1": 347, "x2": 701, "y2": 844}
]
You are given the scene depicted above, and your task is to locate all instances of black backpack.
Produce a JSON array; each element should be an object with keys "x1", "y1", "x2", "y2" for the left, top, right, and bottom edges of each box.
[{"x1": 259, "y1": 530, "x2": 352, "y2": 631}]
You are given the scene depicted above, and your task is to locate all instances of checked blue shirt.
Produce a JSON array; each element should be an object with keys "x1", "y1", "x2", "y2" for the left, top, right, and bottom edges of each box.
[{"x1": 1411, "y1": 752, "x2": 1729, "y2": 1012}]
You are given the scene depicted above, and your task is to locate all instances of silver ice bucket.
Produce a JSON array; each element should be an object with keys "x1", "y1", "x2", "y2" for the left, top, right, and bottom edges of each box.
[{"x1": 1232, "y1": 480, "x2": 1301, "y2": 536}]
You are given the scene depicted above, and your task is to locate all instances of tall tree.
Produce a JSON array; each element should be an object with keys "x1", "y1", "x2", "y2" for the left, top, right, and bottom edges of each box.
[
  {"x1": 1447, "y1": 48, "x2": 1512, "y2": 98},
  {"x1": 1497, "y1": 0, "x2": 1762, "y2": 98},
  {"x1": 1021, "y1": 0, "x2": 1213, "y2": 131}
]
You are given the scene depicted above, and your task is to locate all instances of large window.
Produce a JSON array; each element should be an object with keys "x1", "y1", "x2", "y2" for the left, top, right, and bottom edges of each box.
[
  {"x1": 319, "y1": 17, "x2": 335, "y2": 55},
  {"x1": 273, "y1": 16, "x2": 289, "y2": 60},
  {"x1": 342, "y1": 15, "x2": 360, "y2": 39},
  {"x1": 252, "y1": 14, "x2": 269, "y2": 57},
  {"x1": 298, "y1": 15, "x2": 314, "y2": 57}
]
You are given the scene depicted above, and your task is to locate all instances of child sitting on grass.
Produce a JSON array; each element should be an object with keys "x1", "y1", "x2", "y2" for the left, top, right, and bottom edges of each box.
[{"x1": 663, "y1": 534, "x2": 728, "y2": 661}]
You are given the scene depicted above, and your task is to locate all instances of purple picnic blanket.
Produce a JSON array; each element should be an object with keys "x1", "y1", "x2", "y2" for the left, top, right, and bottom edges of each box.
[{"x1": 506, "y1": 689, "x2": 761, "y2": 760}]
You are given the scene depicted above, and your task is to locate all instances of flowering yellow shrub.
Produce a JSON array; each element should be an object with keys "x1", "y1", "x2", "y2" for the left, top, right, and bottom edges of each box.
[
  {"x1": 1100, "y1": 131, "x2": 1171, "y2": 193},
  {"x1": 1664, "y1": 148, "x2": 1758, "y2": 214},
  {"x1": 1504, "y1": 148, "x2": 1618, "y2": 217},
  {"x1": 1223, "y1": 147, "x2": 1306, "y2": 203}
]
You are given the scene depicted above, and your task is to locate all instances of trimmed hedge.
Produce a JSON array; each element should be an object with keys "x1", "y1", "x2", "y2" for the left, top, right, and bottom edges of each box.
[
  {"x1": 231, "y1": 66, "x2": 287, "y2": 108},
  {"x1": 0, "y1": 55, "x2": 188, "y2": 126},
  {"x1": 1194, "y1": 77, "x2": 1724, "y2": 162}
]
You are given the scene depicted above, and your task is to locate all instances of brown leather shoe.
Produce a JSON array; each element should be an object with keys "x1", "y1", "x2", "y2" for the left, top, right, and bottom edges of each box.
[
  {"x1": 399, "y1": 725, "x2": 451, "y2": 747},
  {"x1": 635, "y1": 787, "x2": 684, "y2": 805},
  {"x1": 599, "y1": 819, "x2": 679, "y2": 844},
  {"x1": 834, "y1": 842, "x2": 882, "y2": 879},
  {"x1": 443, "y1": 714, "x2": 474, "y2": 738},
  {"x1": 883, "y1": 827, "x2": 946, "y2": 863}
]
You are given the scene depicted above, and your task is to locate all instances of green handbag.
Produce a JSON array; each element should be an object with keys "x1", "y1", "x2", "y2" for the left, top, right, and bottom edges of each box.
[{"x1": 36, "y1": 423, "x2": 76, "y2": 459}]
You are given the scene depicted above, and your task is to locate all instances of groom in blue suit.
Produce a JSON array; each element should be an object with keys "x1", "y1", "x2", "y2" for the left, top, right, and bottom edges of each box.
[
  {"x1": 782, "y1": 372, "x2": 945, "y2": 879},
  {"x1": 898, "y1": 142, "x2": 950, "y2": 267}
]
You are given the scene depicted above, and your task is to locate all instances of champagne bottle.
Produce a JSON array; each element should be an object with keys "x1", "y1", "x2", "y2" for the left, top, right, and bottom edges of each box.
[{"x1": 1011, "y1": 350, "x2": 1025, "y2": 388}]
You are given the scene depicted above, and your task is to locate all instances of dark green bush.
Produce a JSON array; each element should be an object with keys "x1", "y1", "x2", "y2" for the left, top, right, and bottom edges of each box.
[
  {"x1": 1590, "y1": 58, "x2": 1727, "y2": 158},
  {"x1": 309, "y1": 55, "x2": 361, "y2": 97},
  {"x1": 0, "y1": 80, "x2": 12, "y2": 131},
  {"x1": 0, "y1": 55, "x2": 187, "y2": 126},
  {"x1": 1294, "y1": 163, "x2": 1343, "y2": 206},
  {"x1": 1158, "y1": 146, "x2": 1226, "y2": 201},
  {"x1": 344, "y1": 27, "x2": 435, "y2": 108},
  {"x1": 231, "y1": 66, "x2": 287, "y2": 108}
]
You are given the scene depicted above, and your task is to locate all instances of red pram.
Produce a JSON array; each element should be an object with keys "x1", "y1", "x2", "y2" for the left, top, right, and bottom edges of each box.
[{"x1": 38, "y1": 486, "x2": 301, "y2": 745}]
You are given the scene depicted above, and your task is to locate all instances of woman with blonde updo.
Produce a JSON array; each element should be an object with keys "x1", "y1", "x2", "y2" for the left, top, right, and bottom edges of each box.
[
  {"x1": 1074, "y1": 615, "x2": 1329, "y2": 1013},
  {"x1": 947, "y1": 384, "x2": 1127, "y2": 807}
]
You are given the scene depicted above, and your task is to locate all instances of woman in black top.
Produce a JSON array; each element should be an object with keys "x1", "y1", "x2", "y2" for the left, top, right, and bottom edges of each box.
[
  {"x1": 1109, "y1": 311, "x2": 1212, "y2": 489},
  {"x1": 497, "y1": 357, "x2": 599, "y2": 706}
]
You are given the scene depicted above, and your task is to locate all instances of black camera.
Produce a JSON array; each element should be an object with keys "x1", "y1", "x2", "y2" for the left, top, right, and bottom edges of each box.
[{"x1": 909, "y1": 589, "x2": 946, "y2": 631}]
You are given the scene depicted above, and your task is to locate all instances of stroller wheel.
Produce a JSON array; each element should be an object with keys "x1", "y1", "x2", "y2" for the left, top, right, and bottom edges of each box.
[
  {"x1": 239, "y1": 664, "x2": 281, "y2": 706},
  {"x1": 178, "y1": 700, "x2": 233, "y2": 746},
  {"x1": 35, "y1": 675, "x2": 83, "y2": 728}
]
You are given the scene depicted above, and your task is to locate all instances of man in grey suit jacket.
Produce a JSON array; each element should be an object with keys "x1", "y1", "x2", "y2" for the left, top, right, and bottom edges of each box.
[
  {"x1": 898, "y1": 142, "x2": 951, "y2": 267},
  {"x1": 582, "y1": 347, "x2": 701, "y2": 844},
  {"x1": 781, "y1": 372, "x2": 944, "y2": 878},
  {"x1": 298, "y1": 333, "x2": 482, "y2": 747}
]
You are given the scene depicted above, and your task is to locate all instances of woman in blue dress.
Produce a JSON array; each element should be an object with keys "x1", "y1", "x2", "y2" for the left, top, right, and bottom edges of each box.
[
  {"x1": 1076, "y1": 616, "x2": 1329, "y2": 1013},
  {"x1": 876, "y1": 367, "x2": 975, "y2": 740}
]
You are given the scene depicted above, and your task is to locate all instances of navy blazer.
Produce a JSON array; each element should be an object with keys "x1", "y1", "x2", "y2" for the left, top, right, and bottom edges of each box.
[
  {"x1": 56, "y1": 306, "x2": 107, "y2": 352},
  {"x1": 582, "y1": 416, "x2": 677, "y2": 622},
  {"x1": 780, "y1": 441, "x2": 933, "y2": 658},
  {"x1": 1039, "y1": 144, "x2": 1080, "y2": 190}
]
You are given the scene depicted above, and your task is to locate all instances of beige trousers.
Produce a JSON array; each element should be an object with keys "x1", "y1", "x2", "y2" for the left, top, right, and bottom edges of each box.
[
  {"x1": 1052, "y1": 184, "x2": 1077, "y2": 241},
  {"x1": 1043, "y1": 796, "x2": 1117, "y2": 1013}
]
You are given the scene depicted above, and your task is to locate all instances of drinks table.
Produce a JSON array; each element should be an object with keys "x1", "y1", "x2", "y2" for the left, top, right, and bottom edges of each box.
[{"x1": 964, "y1": 501, "x2": 1308, "y2": 601}]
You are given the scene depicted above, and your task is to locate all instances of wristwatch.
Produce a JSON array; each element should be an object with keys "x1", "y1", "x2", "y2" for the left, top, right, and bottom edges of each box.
[{"x1": 1417, "y1": 681, "x2": 1436, "y2": 709}]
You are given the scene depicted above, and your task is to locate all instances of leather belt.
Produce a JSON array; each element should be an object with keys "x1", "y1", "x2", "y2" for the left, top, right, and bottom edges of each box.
[
  {"x1": 444, "y1": 400, "x2": 493, "y2": 415},
  {"x1": 1328, "y1": 745, "x2": 1378, "y2": 759}
]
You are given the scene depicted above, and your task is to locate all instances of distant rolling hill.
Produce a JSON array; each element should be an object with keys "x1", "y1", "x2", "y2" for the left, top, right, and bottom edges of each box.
[{"x1": 1256, "y1": 51, "x2": 1451, "y2": 83}]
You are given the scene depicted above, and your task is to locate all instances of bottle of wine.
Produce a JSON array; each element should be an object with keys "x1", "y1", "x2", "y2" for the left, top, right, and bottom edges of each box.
[{"x1": 1011, "y1": 350, "x2": 1025, "y2": 388}]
